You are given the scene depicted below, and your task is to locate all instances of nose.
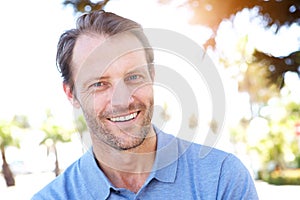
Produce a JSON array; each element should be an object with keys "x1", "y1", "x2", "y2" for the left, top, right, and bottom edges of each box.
[{"x1": 111, "y1": 80, "x2": 133, "y2": 107}]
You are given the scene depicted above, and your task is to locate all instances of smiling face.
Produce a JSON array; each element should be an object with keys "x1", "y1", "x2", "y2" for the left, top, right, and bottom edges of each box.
[{"x1": 65, "y1": 32, "x2": 155, "y2": 151}]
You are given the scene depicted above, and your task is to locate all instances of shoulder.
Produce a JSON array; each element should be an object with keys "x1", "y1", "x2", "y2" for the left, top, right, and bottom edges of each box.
[
  {"x1": 175, "y1": 137, "x2": 258, "y2": 199},
  {"x1": 168, "y1": 135, "x2": 258, "y2": 199},
  {"x1": 176, "y1": 136, "x2": 251, "y2": 175},
  {"x1": 175, "y1": 135, "x2": 231, "y2": 164},
  {"x1": 157, "y1": 130, "x2": 239, "y2": 174},
  {"x1": 156, "y1": 130, "x2": 245, "y2": 169}
]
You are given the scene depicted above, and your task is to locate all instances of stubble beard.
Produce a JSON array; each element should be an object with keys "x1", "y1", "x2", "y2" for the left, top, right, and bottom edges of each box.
[{"x1": 83, "y1": 100, "x2": 154, "y2": 151}]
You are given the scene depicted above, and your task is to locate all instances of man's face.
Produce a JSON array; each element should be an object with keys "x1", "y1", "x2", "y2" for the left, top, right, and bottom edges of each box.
[{"x1": 68, "y1": 33, "x2": 154, "y2": 151}]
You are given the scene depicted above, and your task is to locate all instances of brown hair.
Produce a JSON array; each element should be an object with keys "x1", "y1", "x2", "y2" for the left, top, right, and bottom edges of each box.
[{"x1": 56, "y1": 10, "x2": 153, "y2": 89}]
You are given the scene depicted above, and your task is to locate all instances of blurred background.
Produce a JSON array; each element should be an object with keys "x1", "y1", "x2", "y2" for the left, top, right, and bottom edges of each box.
[{"x1": 0, "y1": 0, "x2": 300, "y2": 199}]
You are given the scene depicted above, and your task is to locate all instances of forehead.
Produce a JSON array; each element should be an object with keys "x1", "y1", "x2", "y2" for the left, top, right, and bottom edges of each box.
[
  {"x1": 71, "y1": 32, "x2": 147, "y2": 83},
  {"x1": 72, "y1": 32, "x2": 145, "y2": 65},
  {"x1": 72, "y1": 33, "x2": 107, "y2": 70}
]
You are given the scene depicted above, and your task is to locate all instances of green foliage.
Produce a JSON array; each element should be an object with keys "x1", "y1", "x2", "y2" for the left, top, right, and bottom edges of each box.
[
  {"x1": 260, "y1": 169, "x2": 300, "y2": 185},
  {"x1": 253, "y1": 99, "x2": 300, "y2": 170},
  {"x1": 295, "y1": 155, "x2": 300, "y2": 168},
  {"x1": 219, "y1": 33, "x2": 281, "y2": 104},
  {"x1": 40, "y1": 111, "x2": 74, "y2": 146},
  {"x1": 230, "y1": 81, "x2": 300, "y2": 176},
  {"x1": 0, "y1": 120, "x2": 20, "y2": 149},
  {"x1": 39, "y1": 110, "x2": 76, "y2": 176},
  {"x1": 255, "y1": 127, "x2": 292, "y2": 169},
  {"x1": 286, "y1": 102, "x2": 300, "y2": 119},
  {"x1": 40, "y1": 124, "x2": 72, "y2": 145}
]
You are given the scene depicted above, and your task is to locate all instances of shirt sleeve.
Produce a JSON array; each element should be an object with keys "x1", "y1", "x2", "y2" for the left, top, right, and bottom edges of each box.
[{"x1": 217, "y1": 154, "x2": 259, "y2": 200}]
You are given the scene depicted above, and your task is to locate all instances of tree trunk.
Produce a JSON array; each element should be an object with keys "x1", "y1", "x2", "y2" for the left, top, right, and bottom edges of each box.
[
  {"x1": 53, "y1": 145, "x2": 60, "y2": 177},
  {"x1": 1, "y1": 146, "x2": 15, "y2": 186}
]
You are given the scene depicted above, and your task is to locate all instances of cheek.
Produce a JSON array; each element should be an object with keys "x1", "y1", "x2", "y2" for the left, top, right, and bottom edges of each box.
[
  {"x1": 80, "y1": 92, "x2": 109, "y2": 115},
  {"x1": 134, "y1": 85, "x2": 154, "y2": 103}
]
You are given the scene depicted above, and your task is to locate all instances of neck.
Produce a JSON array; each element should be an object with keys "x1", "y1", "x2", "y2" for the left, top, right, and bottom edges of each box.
[{"x1": 92, "y1": 126, "x2": 157, "y2": 193}]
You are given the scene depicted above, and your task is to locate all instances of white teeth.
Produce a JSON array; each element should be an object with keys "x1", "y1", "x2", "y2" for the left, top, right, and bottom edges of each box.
[{"x1": 110, "y1": 112, "x2": 138, "y2": 122}]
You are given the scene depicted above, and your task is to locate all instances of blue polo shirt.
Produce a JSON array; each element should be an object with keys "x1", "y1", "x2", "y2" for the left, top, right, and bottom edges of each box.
[{"x1": 32, "y1": 128, "x2": 258, "y2": 199}]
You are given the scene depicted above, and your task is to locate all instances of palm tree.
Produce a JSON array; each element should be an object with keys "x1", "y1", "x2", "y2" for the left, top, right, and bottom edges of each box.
[
  {"x1": 0, "y1": 115, "x2": 30, "y2": 186},
  {"x1": 40, "y1": 110, "x2": 74, "y2": 176},
  {"x1": 0, "y1": 120, "x2": 19, "y2": 186}
]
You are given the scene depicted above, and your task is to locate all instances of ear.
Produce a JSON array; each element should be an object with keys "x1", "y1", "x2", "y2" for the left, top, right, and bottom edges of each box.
[{"x1": 63, "y1": 82, "x2": 80, "y2": 108}]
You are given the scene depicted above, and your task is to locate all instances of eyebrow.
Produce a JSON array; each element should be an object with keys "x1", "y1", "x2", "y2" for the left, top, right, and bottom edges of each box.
[{"x1": 126, "y1": 64, "x2": 150, "y2": 74}]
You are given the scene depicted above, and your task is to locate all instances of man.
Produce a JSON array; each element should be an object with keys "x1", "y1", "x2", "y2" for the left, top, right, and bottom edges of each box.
[{"x1": 32, "y1": 10, "x2": 258, "y2": 199}]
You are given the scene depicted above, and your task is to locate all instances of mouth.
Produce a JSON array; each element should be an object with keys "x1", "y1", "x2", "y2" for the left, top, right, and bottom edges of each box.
[{"x1": 108, "y1": 111, "x2": 139, "y2": 122}]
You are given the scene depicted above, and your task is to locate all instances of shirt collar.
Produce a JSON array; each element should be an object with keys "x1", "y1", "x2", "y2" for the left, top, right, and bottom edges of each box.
[
  {"x1": 79, "y1": 126, "x2": 179, "y2": 199},
  {"x1": 151, "y1": 126, "x2": 178, "y2": 183},
  {"x1": 79, "y1": 150, "x2": 113, "y2": 200}
]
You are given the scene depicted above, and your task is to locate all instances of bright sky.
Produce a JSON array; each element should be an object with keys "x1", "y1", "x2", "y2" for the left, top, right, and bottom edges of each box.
[{"x1": 0, "y1": 0, "x2": 75, "y2": 126}]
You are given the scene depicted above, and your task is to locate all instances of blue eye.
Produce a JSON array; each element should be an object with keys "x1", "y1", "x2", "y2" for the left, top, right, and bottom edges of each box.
[
  {"x1": 92, "y1": 82, "x2": 104, "y2": 87},
  {"x1": 90, "y1": 81, "x2": 109, "y2": 91},
  {"x1": 128, "y1": 75, "x2": 139, "y2": 81}
]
